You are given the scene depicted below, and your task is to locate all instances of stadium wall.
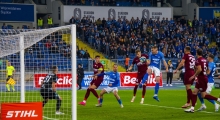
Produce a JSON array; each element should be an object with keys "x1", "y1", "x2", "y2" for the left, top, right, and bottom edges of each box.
[
  {"x1": 187, "y1": 3, "x2": 199, "y2": 20},
  {"x1": 51, "y1": 1, "x2": 64, "y2": 26},
  {"x1": 61, "y1": 6, "x2": 173, "y2": 23}
]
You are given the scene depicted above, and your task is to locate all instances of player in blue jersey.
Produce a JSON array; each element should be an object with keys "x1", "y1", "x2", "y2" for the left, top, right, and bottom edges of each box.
[
  {"x1": 197, "y1": 54, "x2": 219, "y2": 112},
  {"x1": 143, "y1": 46, "x2": 168, "y2": 102},
  {"x1": 94, "y1": 64, "x2": 123, "y2": 108}
]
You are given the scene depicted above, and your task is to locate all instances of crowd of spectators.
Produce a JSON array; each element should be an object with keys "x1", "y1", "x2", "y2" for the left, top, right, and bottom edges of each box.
[
  {"x1": 26, "y1": 38, "x2": 91, "y2": 59},
  {"x1": 65, "y1": 0, "x2": 220, "y2": 7},
  {"x1": 67, "y1": 0, "x2": 152, "y2": 6},
  {"x1": 73, "y1": 16, "x2": 220, "y2": 62}
]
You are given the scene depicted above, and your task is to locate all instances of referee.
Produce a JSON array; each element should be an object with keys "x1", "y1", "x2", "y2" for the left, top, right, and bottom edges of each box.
[
  {"x1": 40, "y1": 66, "x2": 64, "y2": 115},
  {"x1": 6, "y1": 62, "x2": 15, "y2": 92}
]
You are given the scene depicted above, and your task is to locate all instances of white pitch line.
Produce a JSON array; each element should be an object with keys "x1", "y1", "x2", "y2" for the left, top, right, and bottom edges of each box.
[
  {"x1": 142, "y1": 104, "x2": 220, "y2": 114},
  {"x1": 43, "y1": 116, "x2": 59, "y2": 120}
]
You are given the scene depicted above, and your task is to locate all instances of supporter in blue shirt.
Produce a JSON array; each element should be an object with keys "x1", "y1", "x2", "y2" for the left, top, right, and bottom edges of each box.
[{"x1": 2, "y1": 23, "x2": 7, "y2": 29}]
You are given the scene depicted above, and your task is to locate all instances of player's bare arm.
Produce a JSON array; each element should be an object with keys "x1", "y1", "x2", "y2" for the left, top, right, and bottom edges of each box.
[
  {"x1": 189, "y1": 65, "x2": 202, "y2": 81},
  {"x1": 52, "y1": 81, "x2": 56, "y2": 92},
  {"x1": 127, "y1": 64, "x2": 134, "y2": 71},
  {"x1": 163, "y1": 60, "x2": 168, "y2": 72},
  {"x1": 174, "y1": 59, "x2": 185, "y2": 73}
]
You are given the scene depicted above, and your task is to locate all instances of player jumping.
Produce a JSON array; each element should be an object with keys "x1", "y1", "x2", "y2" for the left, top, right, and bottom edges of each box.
[
  {"x1": 95, "y1": 64, "x2": 123, "y2": 108},
  {"x1": 185, "y1": 49, "x2": 220, "y2": 113},
  {"x1": 40, "y1": 66, "x2": 64, "y2": 115},
  {"x1": 79, "y1": 55, "x2": 104, "y2": 106},
  {"x1": 174, "y1": 46, "x2": 195, "y2": 108},
  {"x1": 127, "y1": 49, "x2": 148, "y2": 104},
  {"x1": 197, "y1": 54, "x2": 219, "y2": 112},
  {"x1": 145, "y1": 46, "x2": 168, "y2": 102}
]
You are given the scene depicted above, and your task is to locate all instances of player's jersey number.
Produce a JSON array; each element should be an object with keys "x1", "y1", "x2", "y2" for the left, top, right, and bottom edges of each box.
[
  {"x1": 212, "y1": 67, "x2": 216, "y2": 77},
  {"x1": 189, "y1": 56, "x2": 195, "y2": 69}
]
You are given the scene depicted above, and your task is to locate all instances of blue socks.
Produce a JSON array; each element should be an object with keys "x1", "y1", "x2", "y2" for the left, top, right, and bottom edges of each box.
[
  {"x1": 198, "y1": 93, "x2": 215, "y2": 105},
  {"x1": 142, "y1": 73, "x2": 149, "y2": 84},
  {"x1": 118, "y1": 99, "x2": 122, "y2": 105},
  {"x1": 154, "y1": 83, "x2": 159, "y2": 95},
  {"x1": 100, "y1": 98, "x2": 103, "y2": 104},
  {"x1": 198, "y1": 93, "x2": 204, "y2": 104},
  {"x1": 208, "y1": 100, "x2": 215, "y2": 105}
]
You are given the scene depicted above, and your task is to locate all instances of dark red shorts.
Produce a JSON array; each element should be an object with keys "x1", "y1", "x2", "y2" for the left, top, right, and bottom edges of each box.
[
  {"x1": 184, "y1": 71, "x2": 195, "y2": 85},
  {"x1": 195, "y1": 76, "x2": 208, "y2": 92},
  {"x1": 90, "y1": 77, "x2": 104, "y2": 88},
  {"x1": 136, "y1": 72, "x2": 146, "y2": 84}
]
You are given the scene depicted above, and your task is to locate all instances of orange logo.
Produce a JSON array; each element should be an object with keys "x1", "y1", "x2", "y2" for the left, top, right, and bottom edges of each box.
[{"x1": 1, "y1": 102, "x2": 42, "y2": 120}]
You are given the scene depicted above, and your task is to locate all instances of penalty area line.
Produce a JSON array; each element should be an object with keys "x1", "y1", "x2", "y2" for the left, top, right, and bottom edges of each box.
[
  {"x1": 43, "y1": 116, "x2": 59, "y2": 120},
  {"x1": 142, "y1": 104, "x2": 220, "y2": 114}
]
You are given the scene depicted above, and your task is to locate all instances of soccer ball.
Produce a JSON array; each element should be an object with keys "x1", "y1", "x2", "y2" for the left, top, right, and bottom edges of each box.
[{"x1": 139, "y1": 57, "x2": 147, "y2": 63}]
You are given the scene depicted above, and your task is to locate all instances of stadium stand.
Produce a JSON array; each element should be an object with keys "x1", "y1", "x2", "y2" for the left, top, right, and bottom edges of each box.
[
  {"x1": 73, "y1": 15, "x2": 220, "y2": 69},
  {"x1": 1, "y1": 15, "x2": 220, "y2": 71},
  {"x1": 62, "y1": 0, "x2": 152, "y2": 6},
  {"x1": 1, "y1": 0, "x2": 220, "y2": 72}
]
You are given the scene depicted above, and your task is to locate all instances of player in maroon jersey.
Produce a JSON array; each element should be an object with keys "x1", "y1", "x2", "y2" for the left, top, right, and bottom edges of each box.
[
  {"x1": 127, "y1": 49, "x2": 148, "y2": 104},
  {"x1": 79, "y1": 55, "x2": 104, "y2": 106},
  {"x1": 185, "y1": 49, "x2": 220, "y2": 113},
  {"x1": 174, "y1": 46, "x2": 195, "y2": 108}
]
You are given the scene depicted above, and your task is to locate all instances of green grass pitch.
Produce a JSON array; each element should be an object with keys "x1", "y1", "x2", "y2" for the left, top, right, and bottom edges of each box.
[{"x1": 1, "y1": 89, "x2": 220, "y2": 120}]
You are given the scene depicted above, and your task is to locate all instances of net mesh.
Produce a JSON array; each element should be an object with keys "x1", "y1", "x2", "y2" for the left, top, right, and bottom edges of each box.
[
  {"x1": 0, "y1": 25, "x2": 74, "y2": 120},
  {"x1": 0, "y1": 25, "x2": 72, "y2": 58}
]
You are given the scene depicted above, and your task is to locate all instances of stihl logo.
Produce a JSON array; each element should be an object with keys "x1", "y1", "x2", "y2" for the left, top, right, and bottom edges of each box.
[
  {"x1": 38, "y1": 76, "x2": 72, "y2": 85},
  {"x1": 1, "y1": 102, "x2": 42, "y2": 120},
  {"x1": 6, "y1": 110, "x2": 38, "y2": 118},
  {"x1": 124, "y1": 76, "x2": 136, "y2": 84}
]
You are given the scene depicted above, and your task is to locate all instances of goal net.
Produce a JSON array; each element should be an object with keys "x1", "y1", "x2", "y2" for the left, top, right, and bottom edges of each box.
[{"x1": 0, "y1": 25, "x2": 77, "y2": 120}]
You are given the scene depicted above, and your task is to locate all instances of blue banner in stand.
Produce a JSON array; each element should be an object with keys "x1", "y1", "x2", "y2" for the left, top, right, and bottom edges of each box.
[
  {"x1": 81, "y1": 72, "x2": 120, "y2": 87},
  {"x1": 0, "y1": 3, "x2": 34, "y2": 22},
  {"x1": 199, "y1": 8, "x2": 220, "y2": 22}
]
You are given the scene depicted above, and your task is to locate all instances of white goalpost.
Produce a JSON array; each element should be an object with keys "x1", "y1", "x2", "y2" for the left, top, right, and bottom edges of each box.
[{"x1": 0, "y1": 25, "x2": 77, "y2": 120}]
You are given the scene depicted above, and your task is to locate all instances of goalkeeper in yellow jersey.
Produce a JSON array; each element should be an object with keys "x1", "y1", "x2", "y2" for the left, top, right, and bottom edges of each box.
[{"x1": 6, "y1": 62, "x2": 16, "y2": 92}]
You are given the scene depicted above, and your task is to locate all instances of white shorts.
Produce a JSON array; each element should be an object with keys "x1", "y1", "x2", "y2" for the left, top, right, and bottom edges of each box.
[
  {"x1": 206, "y1": 83, "x2": 214, "y2": 94},
  {"x1": 148, "y1": 66, "x2": 160, "y2": 77},
  {"x1": 103, "y1": 87, "x2": 118, "y2": 94}
]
